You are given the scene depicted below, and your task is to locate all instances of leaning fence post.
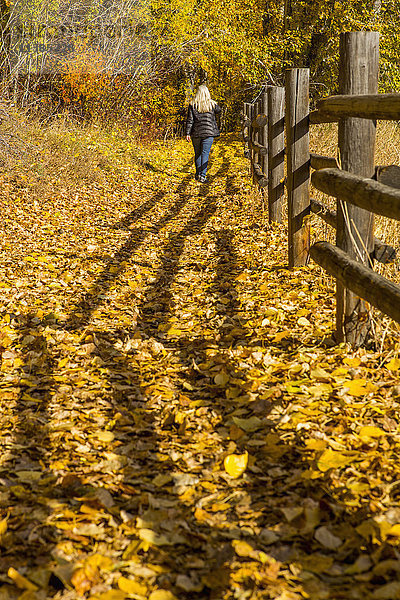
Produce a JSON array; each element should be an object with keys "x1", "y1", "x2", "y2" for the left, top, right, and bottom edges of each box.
[
  {"x1": 268, "y1": 86, "x2": 285, "y2": 223},
  {"x1": 285, "y1": 69, "x2": 310, "y2": 266},
  {"x1": 336, "y1": 31, "x2": 379, "y2": 345}
]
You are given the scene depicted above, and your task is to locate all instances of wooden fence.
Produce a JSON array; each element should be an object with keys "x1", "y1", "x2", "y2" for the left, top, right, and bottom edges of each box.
[{"x1": 242, "y1": 31, "x2": 400, "y2": 347}]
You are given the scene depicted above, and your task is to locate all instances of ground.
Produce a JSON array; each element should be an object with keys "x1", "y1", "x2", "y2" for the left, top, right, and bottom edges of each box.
[{"x1": 1, "y1": 128, "x2": 400, "y2": 600}]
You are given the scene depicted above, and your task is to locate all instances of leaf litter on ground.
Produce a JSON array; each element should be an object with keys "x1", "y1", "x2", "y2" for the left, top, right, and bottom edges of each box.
[{"x1": 0, "y1": 121, "x2": 400, "y2": 599}]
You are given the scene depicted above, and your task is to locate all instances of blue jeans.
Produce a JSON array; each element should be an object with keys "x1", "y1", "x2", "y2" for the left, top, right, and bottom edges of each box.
[{"x1": 191, "y1": 136, "x2": 214, "y2": 179}]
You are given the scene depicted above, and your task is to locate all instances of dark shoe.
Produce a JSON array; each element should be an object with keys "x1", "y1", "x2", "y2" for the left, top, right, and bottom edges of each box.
[{"x1": 199, "y1": 175, "x2": 208, "y2": 183}]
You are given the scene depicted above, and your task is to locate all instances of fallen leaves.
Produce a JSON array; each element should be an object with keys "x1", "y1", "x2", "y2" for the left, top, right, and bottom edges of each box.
[
  {"x1": 1, "y1": 126, "x2": 400, "y2": 600},
  {"x1": 224, "y1": 451, "x2": 249, "y2": 478}
]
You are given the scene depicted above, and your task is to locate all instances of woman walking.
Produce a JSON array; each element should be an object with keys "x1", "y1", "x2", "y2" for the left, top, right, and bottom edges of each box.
[{"x1": 185, "y1": 84, "x2": 221, "y2": 183}]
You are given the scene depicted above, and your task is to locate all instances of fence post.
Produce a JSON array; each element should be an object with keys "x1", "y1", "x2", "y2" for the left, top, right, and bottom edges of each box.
[
  {"x1": 268, "y1": 86, "x2": 285, "y2": 223},
  {"x1": 336, "y1": 31, "x2": 379, "y2": 345},
  {"x1": 285, "y1": 69, "x2": 310, "y2": 266},
  {"x1": 260, "y1": 90, "x2": 268, "y2": 185},
  {"x1": 253, "y1": 99, "x2": 261, "y2": 184},
  {"x1": 249, "y1": 102, "x2": 255, "y2": 184}
]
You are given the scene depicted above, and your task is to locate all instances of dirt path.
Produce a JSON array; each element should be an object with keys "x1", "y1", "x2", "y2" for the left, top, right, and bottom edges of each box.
[{"x1": 0, "y1": 132, "x2": 400, "y2": 600}]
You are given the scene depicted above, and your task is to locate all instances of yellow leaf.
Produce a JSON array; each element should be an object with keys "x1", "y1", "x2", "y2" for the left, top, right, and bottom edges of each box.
[
  {"x1": 149, "y1": 591, "x2": 178, "y2": 600},
  {"x1": 94, "y1": 430, "x2": 115, "y2": 442},
  {"x1": 344, "y1": 357, "x2": 361, "y2": 367},
  {"x1": 166, "y1": 327, "x2": 182, "y2": 336},
  {"x1": 305, "y1": 439, "x2": 327, "y2": 451},
  {"x1": 359, "y1": 426, "x2": 386, "y2": 440},
  {"x1": 273, "y1": 330, "x2": 290, "y2": 342},
  {"x1": 7, "y1": 568, "x2": 38, "y2": 591},
  {"x1": 92, "y1": 591, "x2": 127, "y2": 600},
  {"x1": 214, "y1": 371, "x2": 229, "y2": 386},
  {"x1": 0, "y1": 512, "x2": 9, "y2": 537},
  {"x1": 388, "y1": 524, "x2": 400, "y2": 536},
  {"x1": 118, "y1": 577, "x2": 147, "y2": 595},
  {"x1": 317, "y1": 449, "x2": 353, "y2": 472},
  {"x1": 232, "y1": 540, "x2": 255, "y2": 557},
  {"x1": 297, "y1": 316, "x2": 311, "y2": 326},
  {"x1": 224, "y1": 451, "x2": 248, "y2": 479},
  {"x1": 86, "y1": 554, "x2": 114, "y2": 570},
  {"x1": 386, "y1": 357, "x2": 400, "y2": 371},
  {"x1": 138, "y1": 528, "x2": 185, "y2": 546},
  {"x1": 345, "y1": 379, "x2": 376, "y2": 397}
]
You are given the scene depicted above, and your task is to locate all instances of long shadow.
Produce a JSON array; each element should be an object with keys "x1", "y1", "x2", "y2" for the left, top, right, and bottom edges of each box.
[
  {"x1": 0, "y1": 312, "x2": 61, "y2": 578},
  {"x1": 66, "y1": 174, "x2": 194, "y2": 329},
  {"x1": 0, "y1": 162, "x2": 196, "y2": 586},
  {"x1": 81, "y1": 147, "x2": 275, "y2": 597}
]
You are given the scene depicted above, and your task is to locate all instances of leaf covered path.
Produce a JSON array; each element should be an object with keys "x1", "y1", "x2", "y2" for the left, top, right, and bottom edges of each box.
[{"x1": 1, "y1": 131, "x2": 400, "y2": 600}]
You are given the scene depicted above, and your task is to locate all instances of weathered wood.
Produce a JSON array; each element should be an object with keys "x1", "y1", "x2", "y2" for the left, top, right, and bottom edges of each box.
[
  {"x1": 375, "y1": 165, "x2": 400, "y2": 190},
  {"x1": 310, "y1": 198, "x2": 336, "y2": 228},
  {"x1": 312, "y1": 168, "x2": 400, "y2": 221},
  {"x1": 252, "y1": 114, "x2": 268, "y2": 128},
  {"x1": 318, "y1": 93, "x2": 400, "y2": 121},
  {"x1": 336, "y1": 31, "x2": 379, "y2": 345},
  {"x1": 268, "y1": 86, "x2": 285, "y2": 224},
  {"x1": 241, "y1": 118, "x2": 251, "y2": 128},
  {"x1": 260, "y1": 90, "x2": 269, "y2": 198},
  {"x1": 373, "y1": 240, "x2": 397, "y2": 264},
  {"x1": 310, "y1": 198, "x2": 396, "y2": 263},
  {"x1": 309, "y1": 110, "x2": 339, "y2": 124},
  {"x1": 310, "y1": 153, "x2": 338, "y2": 170},
  {"x1": 248, "y1": 103, "x2": 256, "y2": 183},
  {"x1": 251, "y1": 161, "x2": 268, "y2": 188},
  {"x1": 252, "y1": 100, "x2": 262, "y2": 187},
  {"x1": 310, "y1": 241, "x2": 400, "y2": 325},
  {"x1": 242, "y1": 103, "x2": 251, "y2": 149},
  {"x1": 285, "y1": 68, "x2": 310, "y2": 267},
  {"x1": 249, "y1": 140, "x2": 268, "y2": 156}
]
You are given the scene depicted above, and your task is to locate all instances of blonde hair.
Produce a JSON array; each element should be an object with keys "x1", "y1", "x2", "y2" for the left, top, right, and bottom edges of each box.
[{"x1": 191, "y1": 84, "x2": 217, "y2": 113}]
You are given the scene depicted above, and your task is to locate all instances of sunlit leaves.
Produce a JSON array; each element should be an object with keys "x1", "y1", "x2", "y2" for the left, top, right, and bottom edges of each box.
[
  {"x1": 1, "y1": 125, "x2": 400, "y2": 600},
  {"x1": 224, "y1": 451, "x2": 248, "y2": 478}
]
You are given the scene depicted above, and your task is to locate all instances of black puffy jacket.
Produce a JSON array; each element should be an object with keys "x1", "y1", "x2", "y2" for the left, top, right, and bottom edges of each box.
[{"x1": 185, "y1": 103, "x2": 221, "y2": 138}]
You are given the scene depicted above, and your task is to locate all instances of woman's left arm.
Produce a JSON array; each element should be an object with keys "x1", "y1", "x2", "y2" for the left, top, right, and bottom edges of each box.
[{"x1": 185, "y1": 105, "x2": 194, "y2": 140}]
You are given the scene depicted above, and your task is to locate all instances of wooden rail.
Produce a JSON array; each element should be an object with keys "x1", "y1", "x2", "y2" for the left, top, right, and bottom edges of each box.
[
  {"x1": 252, "y1": 114, "x2": 268, "y2": 128},
  {"x1": 242, "y1": 31, "x2": 400, "y2": 346},
  {"x1": 310, "y1": 198, "x2": 396, "y2": 264},
  {"x1": 312, "y1": 168, "x2": 400, "y2": 221},
  {"x1": 317, "y1": 93, "x2": 400, "y2": 121},
  {"x1": 310, "y1": 153, "x2": 338, "y2": 170},
  {"x1": 310, "y1": 242, "x2": 400, "y2": 325},
  {"x1": 249, "y1": 140, "x2": 268, "y2": 156}
]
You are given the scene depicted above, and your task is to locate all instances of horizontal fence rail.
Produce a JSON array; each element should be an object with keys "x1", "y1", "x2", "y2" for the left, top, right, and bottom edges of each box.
[
  {"x1": 242, "y1": 30, "x2": 400, "y2": 346},
  {"x1": 312, "y1": 168, "x2": 400, "y2": 221},
  {"x1": 317, "y1": 93, "x2": 400, "y2": 121},
  {"x1": 310, "y1": 242, "x2": 400, "y2": 324},
  {"x1": 310, "y1": 198, "x2": 396, "y2": 264}
]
